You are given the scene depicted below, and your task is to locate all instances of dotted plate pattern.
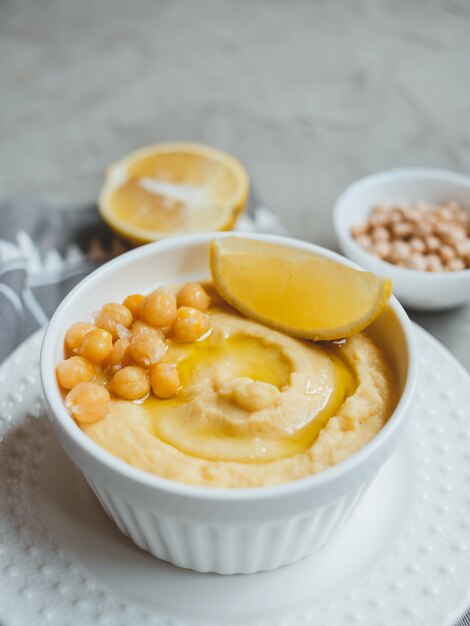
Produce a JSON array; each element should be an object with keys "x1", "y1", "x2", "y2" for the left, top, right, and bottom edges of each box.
[{"x1": 0, "y1": 326, "x2": 470, "y2": 626}]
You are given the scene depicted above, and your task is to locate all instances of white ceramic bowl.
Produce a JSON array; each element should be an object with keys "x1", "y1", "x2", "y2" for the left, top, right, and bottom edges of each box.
[
  {"x1": 40, "y1": 233, "x2": 418, "y2": 574},
  {"x1": 333, "y1": 168, "x2": 470, "y2": 311}
]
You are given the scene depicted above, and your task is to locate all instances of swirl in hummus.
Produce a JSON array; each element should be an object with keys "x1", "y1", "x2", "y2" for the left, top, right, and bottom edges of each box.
[{"x1": 80, "y1": 293, "x2": 397, "y2": 488}]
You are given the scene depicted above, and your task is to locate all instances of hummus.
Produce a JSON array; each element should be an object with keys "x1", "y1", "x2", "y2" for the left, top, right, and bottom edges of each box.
[{"x1": 81, "y1": 299, "x2": 397, "y2": 488}]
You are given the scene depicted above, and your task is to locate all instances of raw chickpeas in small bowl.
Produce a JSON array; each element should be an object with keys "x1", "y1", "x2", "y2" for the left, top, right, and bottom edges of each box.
[
  {"x1": 55, "y1": 283, "x2": 211, "y2": 425},
  {"x1": 333, "y1": 168, "x2": 470, "y2": 310},
  {"x1": 351, "y1": 200, "x2": 469, "y2": 273}
]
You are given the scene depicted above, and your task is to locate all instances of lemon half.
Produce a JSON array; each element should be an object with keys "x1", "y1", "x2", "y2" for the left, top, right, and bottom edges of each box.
[{"x1": 99, "y1": 143, "x2": 249, "y2": 244}]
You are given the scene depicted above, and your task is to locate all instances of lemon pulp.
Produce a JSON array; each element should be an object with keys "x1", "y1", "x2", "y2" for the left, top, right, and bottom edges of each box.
[{"x1": 103, "y1": 146, "x2": 248, "y2": 236}]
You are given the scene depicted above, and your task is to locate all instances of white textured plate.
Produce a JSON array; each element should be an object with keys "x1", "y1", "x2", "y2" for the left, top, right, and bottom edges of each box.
[{"x1": 0, "y1": 325, "x2": 469, "y2": 626}]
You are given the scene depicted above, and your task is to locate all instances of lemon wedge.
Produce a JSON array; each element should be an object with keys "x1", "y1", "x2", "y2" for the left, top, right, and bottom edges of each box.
[
  {"x1": 99, "y1": 142, "x2": 249, "y2": 244},
  {"x1": 210, "y1": 237, "x2": 392, "y2": 341}
]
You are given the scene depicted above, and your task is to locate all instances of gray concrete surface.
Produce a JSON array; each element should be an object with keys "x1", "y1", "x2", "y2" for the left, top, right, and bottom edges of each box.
[{"x1": 1, "y1": 0, "x2": 470, "y2": 370}]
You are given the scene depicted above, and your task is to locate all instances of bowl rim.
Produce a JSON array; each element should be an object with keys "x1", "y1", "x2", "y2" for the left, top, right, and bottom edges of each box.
[
  {"x1": 40, "y1": 231, "x2": 419, "y2": 502},
  {"x1": 333, "y1": 167, "x2": 470, "y2": 280}
]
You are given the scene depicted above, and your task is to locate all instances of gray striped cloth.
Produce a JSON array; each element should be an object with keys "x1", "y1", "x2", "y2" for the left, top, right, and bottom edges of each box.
[
  {"x1": 0, "y1": 198, "x2": 467, "y2": 625},
  {"x1": 0, "y1": 193, "x2": 285, "y2": 364}
]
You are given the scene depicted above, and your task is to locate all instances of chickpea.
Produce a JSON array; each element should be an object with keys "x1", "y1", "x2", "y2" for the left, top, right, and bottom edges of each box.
[
  {"x1": 456, "y1": 239, "x2": 470, "y2": 259},
  {"x1": 131, "y1": 320, "x2": 165, "y2": 340},
  {"x1": 439, "y1": 207, "x2": 454, "y2": 222},
  {"x1": 103, "y1": 302, "x2": 133, "y2": 326},
  {"x1": 372, "y1": 240, "x2": 392, "y2": 259},
  {"x1": 438, "y1": 244, "x2": 456, "y2": 264},
  {"x1": 425, "y1": 254, "x2": 443, "y2": 272},
  {"x1": 406, "y1": 208, "x2": 422, "y2": 223},
  {"x1": 446, "y1": 257, "x2": 466, "y2": 272},
  {"x1": 176, "y1": 283, "x2": 211, "y2": 311},
  {"x1": 103, "y1": 337, "x2": 131, "y2": 371},
  {"x1": 109, "y1": 366, "x2": 150, "y2": 400},
  {"x1": 404, "y1": 253, "x2": 427, "y2": 272},
  {"x1": 80, "y1": 328, "x2": 113, "y2": 363},
  {"x1": 93, "y1": 312, "x2": 114, "y2": 336},
  {"x1": 129, "y1": 332, "x2": 167, "y2": 367},
  {"x1": 436, "y1": 223, "x2": 463, "y2": 246},
  {"x1": 150, "y1": 363, "x2": 180, "y2": 399},
  {"x1": 389, "y1": 208, "x2": 404, "y2": 224},
  {"x1": 371, "y1": 226, "x2": 390, "y2": 243},
  {"x1": 64, "y1": 322, "x2": 96, "y2": 353},
  {"x1": 140, "y1": 289, "x2": 177, "y2": 327},
  {"x1": 172, "y1": 307, "x2": 211, "y2": 343},
  {"x1": 56, "y1": 356, "x2": 95, "y2": 389},
  {"x1": 390, "y1": 240, "x2": 410, "y2": 262},
  {"x1": 66, "y1": 382, "x2": 109, "y2": 424},
  {"x1": 456, "y1": 210, "x2": 470, "y2": 225},
  {"x1": 369, "y1": 205, "x2": 389, "y2": 227},
  {"x1": 452, "y1": 227, "x2": 466, "y2": 243},
  {"x1": 123, "y1": 294, "x2": 145, "y2": 320},
  {"x1": 424, "y1": 235, "x2": 441, "y2": 252},
  {"x1": 414, "y1": 221, "x2": 433, "y2": 237},
  {"x1": 94, "y1": 303, "x2": 133, "y2": 340},
  {"x1": 393, "y1": 221, "x2": 414, "y2": 239},
  {"x1": 355, "y1": 234, "x2": 372, "y2": 250},
  {"x1": 350, "y1": 224, "x2": 369, "y2": 238},
  {"x1": 409, "y1": 237, "x2": 426, "y2": 254},
  {"x1": 442, "y1": 200, "x2": 460, "y2": 214}
]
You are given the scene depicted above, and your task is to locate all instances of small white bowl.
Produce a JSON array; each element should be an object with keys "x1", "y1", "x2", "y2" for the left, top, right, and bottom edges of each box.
[
  {"x1": 333, "y1": 168, "x2": 470, "y2": 310},
  {"x1": 40, "y1": 233, "x2": 418, "y2": 574}
]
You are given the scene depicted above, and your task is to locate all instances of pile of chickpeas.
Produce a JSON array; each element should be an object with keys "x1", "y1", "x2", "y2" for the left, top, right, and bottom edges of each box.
[
  {"x1": 56, "y1": 283, "x2": 211, "y2": 425},
  {"x1": 351, "y1": 200, "x2": 470, "y2": 272}
]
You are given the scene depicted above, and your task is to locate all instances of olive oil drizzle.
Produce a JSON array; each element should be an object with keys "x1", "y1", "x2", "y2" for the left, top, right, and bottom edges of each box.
[{"x1": 144, "y1": 329, "x2": 358, "y2": 464}]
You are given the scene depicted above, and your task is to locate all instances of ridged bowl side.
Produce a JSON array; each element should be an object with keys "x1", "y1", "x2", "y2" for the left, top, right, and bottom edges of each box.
[{"x1": 85, "y1": 475, "x2": 373, "y2": 574}]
